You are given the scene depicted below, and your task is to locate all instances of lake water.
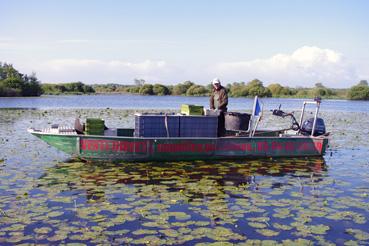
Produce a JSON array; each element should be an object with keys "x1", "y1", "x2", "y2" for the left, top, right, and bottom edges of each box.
[
  {"x1": 0, "y1": 96, "x2": 368, "y2": 244},
  {"x1": 1, "y1": 94, "x2": 369, "y2": 112}
]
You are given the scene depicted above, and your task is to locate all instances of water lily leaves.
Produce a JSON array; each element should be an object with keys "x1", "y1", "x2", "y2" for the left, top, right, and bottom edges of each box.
[
  {"x1": 345, "y1": 228, "x2": 369, "y2": 241},
  {"x1": 196, "y1": 242, "x2": 234, "y2": 246},
  {"x1": 192, "y1": 227, "x2": 211, "y2": 238},
  {"x1": 273, "y1": 208, "x2": 292, "y2": 219},
  {"x1": 48, "y1": 211, "x2": 64, "y2": 218},
  {"x1": 281, "y1": 239, "x2": 313, "y2": 245},
  {"x1": 131, "y1": 235, "x2": 163, "y2": 245},
  {"x1": 159, "y1": 229, "x2": 179, "y2": 237},
  {"x1": 48, "y1": 232, "x2": 69, "y2": 242},
  {"x1": 191, "y1": 226, "x2": 246, "y2": 241},
  {"x1": 309, "y1": 224, "x2": 330, "y2": 235},
  {"x1": 142, "y1": 221, "x2": 164, "y2": 228},
  {"x1": 292, "y1": 222, "x2": 330, "y2": 236},
  {"x1": 248, "y1": 222, "x2": 267, "y2": 229},
  {"x1": 268, "y1": 189, "x2": 284, "y2": 196},
  {"x1": 34, "y1": 226, "x2": 53, "y2": 234},
  {"x1": 327, "y1": 211, "x2": 367, "y2": 224},
  {"x1": 2, "y1": 108, "x2": 369, "y2": 244},
  {"x1": 343, "y1": 240, "x2": 359, "y2": 246},
  {"x1": 256, "y1": 229, "x2": 280, "y2": 237},
  {"x1": 132, "y1": 229, "x2": 158, "y2": 236},
  {"x1": 2, "y1": 223, "x2": 25, "y2": 232},
  {"x1": 171, "y1": 221, "x2": 194, "y2": 227},
  {"x1": 167, "y1": 212, "x2": 191, "y2": 221},
  {"x1": 194, "y1": 221, "x2": 210, "y2": 227},
  {"x1": 272, "y1": 223, "x2": 292, "y2": 231}
]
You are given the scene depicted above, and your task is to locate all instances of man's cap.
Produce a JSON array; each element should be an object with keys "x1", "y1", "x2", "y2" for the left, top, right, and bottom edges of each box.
[{"x1": 212, "y1": 78, "x2": 221, "y2": 85}]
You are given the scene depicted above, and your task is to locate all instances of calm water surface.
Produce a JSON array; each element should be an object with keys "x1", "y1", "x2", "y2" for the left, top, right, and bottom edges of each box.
[
  {"x1": 0, "y1": 97, "x2": 368, "y2": 244},
  {"x1": 1, "y1": 94, "x2": 369, "y2": 112}
]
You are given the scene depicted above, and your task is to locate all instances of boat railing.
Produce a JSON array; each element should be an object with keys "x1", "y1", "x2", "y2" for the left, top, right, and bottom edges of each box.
[{"x1": 299, "y1": 97, "x2": 321, "y2": 136}]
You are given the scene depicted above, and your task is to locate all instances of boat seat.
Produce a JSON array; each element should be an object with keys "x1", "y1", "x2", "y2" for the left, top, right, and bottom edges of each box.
[{"x1": 74, "y1": 118, "x2": 84, "y2": 134}]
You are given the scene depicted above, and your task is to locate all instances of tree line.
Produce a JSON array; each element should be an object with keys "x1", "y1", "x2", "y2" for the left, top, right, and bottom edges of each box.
[
  {"x1": 94, "y1": 78, "x2": 369, "y2": 100},
  {"x1": 42, "y1": 82, "x2": 94, "y2": 95},
  {"x1": 1, "y1": 62, "x2": 368, "y2": 100}
]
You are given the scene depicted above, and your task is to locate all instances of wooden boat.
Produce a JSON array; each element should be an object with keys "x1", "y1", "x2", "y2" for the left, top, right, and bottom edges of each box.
[{"x1": 28, "y1": 99, "x2": 329, "y2": 161}]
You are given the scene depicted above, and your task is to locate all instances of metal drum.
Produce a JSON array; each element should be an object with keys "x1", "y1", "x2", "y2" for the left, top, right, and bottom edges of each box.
[{"x1": 224, "y1": 112, "x2": 251, "y2": 131}]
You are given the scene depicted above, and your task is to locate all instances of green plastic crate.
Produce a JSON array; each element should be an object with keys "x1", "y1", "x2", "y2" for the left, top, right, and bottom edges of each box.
[
  {"x1": 85, "y1": 118, "x2": 105, "y2": 135},
  {"x1": 86, "y1": 118, "x2": 104, "y2": 125},
  {"x1": 85, "y1": 129, "x2": 104, "y2": 135},
  {"x1": 180, "y1": 104, "x2": 204, "y2": 116}
]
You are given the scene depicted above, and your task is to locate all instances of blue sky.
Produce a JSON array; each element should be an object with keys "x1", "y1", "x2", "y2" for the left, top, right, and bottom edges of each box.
[{"x1": 1, "y1": 0, "x2": 368, "y2": 87}]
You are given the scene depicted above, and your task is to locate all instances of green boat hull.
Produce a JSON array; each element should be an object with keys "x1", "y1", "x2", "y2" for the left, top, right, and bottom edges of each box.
[{"x1": 30, "y1": 131, "x2": 329, "y2": 161}]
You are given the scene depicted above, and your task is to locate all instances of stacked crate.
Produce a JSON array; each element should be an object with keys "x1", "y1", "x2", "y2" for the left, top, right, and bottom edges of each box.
[
  {"x1": 180, "y1": 104, "x2": 204, "y2": 115},
  {"x1": 179, "y1": 116, "x2": 218, "y2": 137},
  {"x1": 134, "y1": 114, "x2": 180, "y2": 137},
  {"x1": 85, "y1": 118, "x2": 105, "y2": 135}
]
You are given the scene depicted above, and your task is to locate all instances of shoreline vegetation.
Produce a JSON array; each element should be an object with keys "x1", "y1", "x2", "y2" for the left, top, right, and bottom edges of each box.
[{"x1": 1, "y1": 62, "x2": 368, "y2": 100}]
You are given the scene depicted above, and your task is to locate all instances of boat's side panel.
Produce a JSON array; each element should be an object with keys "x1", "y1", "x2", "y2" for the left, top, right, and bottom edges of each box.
[
  {"x1": 35, "y1": 134, "x2": 78, "y2": 155},
  {"x1": 79, "y1": 137, "x2": 151, "y2": 160},
  {"x1": 215, "y1": 137, "x2": 327, "y2": 158},
  {"x1": 77, "y1": 136, "x2": 328, "y2": 161}
]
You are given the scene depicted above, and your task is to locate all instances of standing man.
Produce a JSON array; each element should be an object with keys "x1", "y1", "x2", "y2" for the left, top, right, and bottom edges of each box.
[
  {"x1": 209, "y1": 78, "x2": 228, "y2": 136},
  {"x1": 210, "y1": 78, "x2": 228, "y2": 112}
]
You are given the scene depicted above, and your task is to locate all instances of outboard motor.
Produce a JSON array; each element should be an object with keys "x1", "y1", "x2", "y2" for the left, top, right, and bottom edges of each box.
[{"x1": 301, "y1": 117, "x2": 326, "y2": 136}]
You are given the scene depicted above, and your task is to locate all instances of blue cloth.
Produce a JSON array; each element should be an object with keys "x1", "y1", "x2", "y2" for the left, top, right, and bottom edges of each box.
[{"x1": 253, "y1": 97, "x2": 261, "y2": 116}]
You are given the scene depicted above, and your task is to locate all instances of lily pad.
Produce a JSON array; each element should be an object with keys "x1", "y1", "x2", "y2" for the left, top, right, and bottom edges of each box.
[
  {"x1": 34, "y1": 226, "x2": 53, "y2": 234},
  {"x1": 345, "y1": 228, "x2": 369, "y2": 241},
  {"x1": 256, "y1": 229, "x2": 279, "y2": 237}
]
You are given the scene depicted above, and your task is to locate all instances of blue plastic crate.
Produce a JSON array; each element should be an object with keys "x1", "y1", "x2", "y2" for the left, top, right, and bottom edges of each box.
[
  {"x1": 179, "y1": 116, "x2": 218, "y2": 137},
  {"x1": 134, "y1": 114, "x2": 180, "y2": 137}
]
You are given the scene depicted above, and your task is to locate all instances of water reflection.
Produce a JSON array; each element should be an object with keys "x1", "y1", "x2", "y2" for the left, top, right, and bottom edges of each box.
[
  {"x1": 23, "y1": 158, "x2": 345, "y2": 244},
  {"x1": 2, "y1": 157, "x2": 369, "y2": 244},
  {"x1": 40, "y1": 158, "x2": 327, "y2": 203}
]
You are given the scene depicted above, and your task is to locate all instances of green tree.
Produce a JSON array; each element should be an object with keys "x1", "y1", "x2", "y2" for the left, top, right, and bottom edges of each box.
[
  {"x1": 22, "y1": 74, "x2": 43, "y2": 96},
  {"x1": 229, "y1": 82, "x2": 248, "y2": 97},
  {"x1": 310, "y1": 83, "x2": 334, "y2": 98},
  {"x1": 245, "y1": 79, "x2": 271, "y2": 97},
  {"x1": 153, "y1": 84, "x2": 170, "y2": 95},
  {"x1": 347, "y1": 82, "x2": 369, "y2": 100},
  {"x1": 2, "y1": 77, "x2": 24, "y2": 91},
  {"x1": 0, "y1": 63, "x2": 42, "y2": 96},
  {"x1": 83, "y1": 84, "x2": 95, "y2": 93},
  {"x1": 139, "y1": 84, "x2": 154, "y2": 95},
  {"x1": 268, "y1": 83, "x2": 285, "y2": 97},
  {"x1": 41, "y1": 82, "x2": 94, "y2": 95},
  {"x1": 172, "y1": 81, "x2": 194, "y2": 95},
  {"x1": 127, "y1": 86, "x2": 140, "y2": 94},
  {"x1": 186, "y1": 85, "x2": 209, "y2": 96},
  {"x1": 295, "y1": 89, "x2": 309, "y2": 98}
]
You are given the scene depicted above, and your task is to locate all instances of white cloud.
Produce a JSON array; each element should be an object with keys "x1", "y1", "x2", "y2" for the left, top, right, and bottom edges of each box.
[
  {"x1": 13, "y1": 46, "x2": 364, "y2": 87},
  {"x1": 40, "y1": 59, "x2": 172, "y2": 83},
  {"x1": 215, "y1": 46, "x2": 358, "y2": 88}
]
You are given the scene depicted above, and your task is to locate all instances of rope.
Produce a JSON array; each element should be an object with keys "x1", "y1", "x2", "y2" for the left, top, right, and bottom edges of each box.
[{"x1": 164, "y1": 114, "x2": 170, "y2": 138}]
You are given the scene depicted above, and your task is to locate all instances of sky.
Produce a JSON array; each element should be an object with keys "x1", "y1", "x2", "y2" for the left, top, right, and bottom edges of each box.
[{"x1": 1, "y1": 0, "x2": 369, "y2": 88}]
